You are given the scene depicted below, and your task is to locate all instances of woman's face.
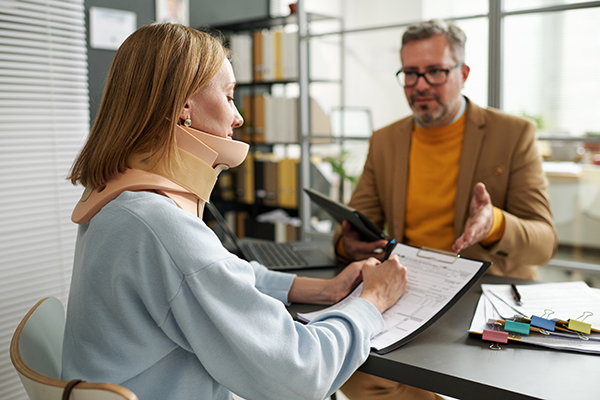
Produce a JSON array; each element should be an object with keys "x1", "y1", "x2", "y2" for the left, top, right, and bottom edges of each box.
[{"x1": 181, "y1": 59, "x2": 243, "y2": 138}]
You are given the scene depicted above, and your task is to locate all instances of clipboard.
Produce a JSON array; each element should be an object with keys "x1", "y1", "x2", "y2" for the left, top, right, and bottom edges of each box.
[
  {"x1": 303, "y1": 188, "x2": 388, "y2": 242},
  {"x1": 298, "y1": 243, "x2": 491, "y2": 354}
]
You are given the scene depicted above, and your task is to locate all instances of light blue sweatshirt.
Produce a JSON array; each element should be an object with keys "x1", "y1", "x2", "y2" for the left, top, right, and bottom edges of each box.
[{"x1": 62, "y1": 191, "x2": 383, "y2": 400}]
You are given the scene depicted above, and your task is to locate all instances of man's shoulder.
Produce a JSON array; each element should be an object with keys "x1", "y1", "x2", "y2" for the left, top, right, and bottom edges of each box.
[{"x1": 469, "y1": 101, "x2": 535, "y2": 129}]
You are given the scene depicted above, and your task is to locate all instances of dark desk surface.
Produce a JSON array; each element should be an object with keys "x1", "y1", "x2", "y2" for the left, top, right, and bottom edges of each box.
[{"x1": 287, "y1": 268, "x2": 599, "y2": 400}]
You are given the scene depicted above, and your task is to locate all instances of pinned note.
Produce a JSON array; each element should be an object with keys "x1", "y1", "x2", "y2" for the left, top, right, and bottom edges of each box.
[{"x1": 504, "y1": 320, "x2": 530, "y2": 335}]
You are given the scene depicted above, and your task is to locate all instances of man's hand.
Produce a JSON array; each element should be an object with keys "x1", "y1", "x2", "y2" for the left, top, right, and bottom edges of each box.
[
  {"x1": 342, "y1": 220, "x2": 388, "y2": 261},
  {"x1": 452, "y1": 182, "x2": 494, "y2": 253},
  {"x1": 359, "y1": 255, "x2": 407, "y2": 314}
]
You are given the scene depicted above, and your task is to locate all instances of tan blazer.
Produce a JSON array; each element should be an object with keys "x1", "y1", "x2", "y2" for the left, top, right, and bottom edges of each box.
[{"x1": 336, "y1": 100, "x2": 557, "y2": 280}]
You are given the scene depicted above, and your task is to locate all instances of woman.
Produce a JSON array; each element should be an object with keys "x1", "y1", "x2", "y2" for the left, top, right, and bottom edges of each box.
[{"x1": 63, "y1": 22, "x2": 407, "y2": 400}]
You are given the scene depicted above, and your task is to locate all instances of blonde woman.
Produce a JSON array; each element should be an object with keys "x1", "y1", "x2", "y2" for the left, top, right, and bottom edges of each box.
[{"x1": 63, "y1": 23, "x2": 407, "y2": 400}]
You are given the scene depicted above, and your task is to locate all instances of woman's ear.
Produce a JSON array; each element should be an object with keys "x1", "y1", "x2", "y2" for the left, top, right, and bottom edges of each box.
[{"x1": 179, "y1": 102, "x2": 190, "y2": 122}]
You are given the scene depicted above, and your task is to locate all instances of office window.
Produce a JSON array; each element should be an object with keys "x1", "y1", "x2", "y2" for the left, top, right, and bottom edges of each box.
[
  {"x1": 503, "y1": 0, "x2": 597, "y2": 12},
  {"x1": 0, "y1": 0, "x2": 88, "y2": 398},
  {"x1": 503, "y1": 8, "x2": 600, "y2": 137}
]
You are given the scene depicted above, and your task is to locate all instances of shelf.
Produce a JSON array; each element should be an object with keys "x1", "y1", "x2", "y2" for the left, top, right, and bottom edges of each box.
[
  {"x1": 204, "y1": 12, "x2": 340, "y2": 32},
  {"x1": 237, "y1": 78, "x2": 342, "y2": 87}
]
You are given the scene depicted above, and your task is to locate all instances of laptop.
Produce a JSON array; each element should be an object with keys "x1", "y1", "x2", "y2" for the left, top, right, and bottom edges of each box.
[{"x1": 205, "y1": 202, "x2": 337, "y2": 270}]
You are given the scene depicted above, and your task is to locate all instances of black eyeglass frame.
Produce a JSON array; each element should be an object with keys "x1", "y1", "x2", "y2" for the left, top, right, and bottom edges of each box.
[{"x1": 395, "y1": 63, "x2": 463, "y2": 88}]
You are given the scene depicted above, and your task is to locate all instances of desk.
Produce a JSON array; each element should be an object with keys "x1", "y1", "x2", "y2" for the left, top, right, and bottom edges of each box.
[{"x1": 288, "y1": 270, "x2": 599, "y2": 400}]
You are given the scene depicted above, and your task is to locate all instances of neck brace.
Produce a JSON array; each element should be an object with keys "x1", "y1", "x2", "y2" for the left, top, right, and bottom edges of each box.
[{"x1": 71, "y1": 125, "x2": 249, "y2": 224}]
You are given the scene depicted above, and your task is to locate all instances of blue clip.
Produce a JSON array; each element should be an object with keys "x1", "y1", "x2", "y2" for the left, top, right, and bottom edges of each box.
[
  {"x1": 530, "y1": 315, "x2": 556, "y2": 331},
  {"x1": 530, "y1": 309, "x2": 556, "y2": 332}
]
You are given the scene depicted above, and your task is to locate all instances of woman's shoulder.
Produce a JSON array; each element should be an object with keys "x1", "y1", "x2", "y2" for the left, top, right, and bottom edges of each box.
[{"x1": 96, "y1": 191, "x2": 235, "y2": 270}]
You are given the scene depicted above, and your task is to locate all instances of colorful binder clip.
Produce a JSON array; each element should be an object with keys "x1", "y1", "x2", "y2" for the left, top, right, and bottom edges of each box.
[
  {"x1": 530, "y1": 309, "x2": 556, "y2": 332},
  {"x1": 483, "y1": 320, "x2": 508, "y2": 350},
  {"x1": 568, "y1": 312, "x2": 593, "y2": 335},
  {"x1": 504, "y1": 319, "x2": 530, "y2": 335}
]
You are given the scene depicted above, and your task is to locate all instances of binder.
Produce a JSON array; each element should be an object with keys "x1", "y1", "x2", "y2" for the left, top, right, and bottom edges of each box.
[
  {"x1": 263, "y1": 159, "x2": 279, "y2": 207},
  {"x1": 239, "y1": 94, "x2": 253, "y2": 142},
  {"x1": 278, "y1": 158, "x2": 298, "y2": 209},
  {"x1": 273, "y1": 27, "x2": 284, "y2": 81},
  {"x1": 261, "y1": 29, "x2": 274, "y2": 81},
  {"x1": 253, "y1": 94, "x2": 266, "y2": 143},
  {"x1": 252, "y1": 30, "x2": 264, "y2": 82},
  {"x1": 303, "y1": 188, "x2": 388, "y2": 242},
  {"x1": 235, "y1": 152, "x2": 255, "y2": 204}
]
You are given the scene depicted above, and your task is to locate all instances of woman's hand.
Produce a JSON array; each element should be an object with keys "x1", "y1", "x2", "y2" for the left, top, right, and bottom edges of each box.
[
  {"x1": 288, "y1": 259, "x2": 368, "y2": 305},
  {"x1": 359, "y1": 254, "x2": 408, "y2": 314}
]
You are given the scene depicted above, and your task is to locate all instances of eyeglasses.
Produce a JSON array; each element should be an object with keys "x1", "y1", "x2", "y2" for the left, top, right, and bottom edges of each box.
[{"x1": 395, "y1": 63, "x2": 462, "y2": 88}]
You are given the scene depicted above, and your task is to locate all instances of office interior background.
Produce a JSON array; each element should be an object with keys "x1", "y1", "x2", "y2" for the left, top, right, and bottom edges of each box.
[{"x1": 1, "y1": 0, "x2": 599, "y2": 398}]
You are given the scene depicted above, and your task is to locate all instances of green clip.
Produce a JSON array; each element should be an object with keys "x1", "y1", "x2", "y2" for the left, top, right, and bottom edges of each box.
[{"x1": 504, "y1": 320, "x2": 530, "y2": 335}]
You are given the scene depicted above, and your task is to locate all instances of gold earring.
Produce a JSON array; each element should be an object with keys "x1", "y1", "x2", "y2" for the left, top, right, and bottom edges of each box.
[{"x1": 184, "y1": 118, "x2": 192, "y2": 127}]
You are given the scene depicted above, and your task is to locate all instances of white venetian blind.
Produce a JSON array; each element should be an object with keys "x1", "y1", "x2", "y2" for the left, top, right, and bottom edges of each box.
[{"x1": 0, "y1": 0, "x2": 88, "y2": 398}]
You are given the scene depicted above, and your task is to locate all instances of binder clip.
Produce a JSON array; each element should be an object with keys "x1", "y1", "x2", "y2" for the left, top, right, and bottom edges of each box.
[
  {"x1": 483, "y1": 319, "x2": 508, "y2": 350},
  {"x1": 568, "y1": 311, "x2": 593, "y2": 335},
  {"x1": 530, "y1": 309, "x2": 556, "y2": 332},
  {"x1": 416, "y1": 247, "x2": 459, "y2": 264},
  {"x1": 504, "y1": 317, "x2": 530, "y2": 336}
]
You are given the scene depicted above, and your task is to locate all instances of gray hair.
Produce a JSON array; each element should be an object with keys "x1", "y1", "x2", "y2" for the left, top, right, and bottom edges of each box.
[{"x1": 402, "y1": 19, "x2": 467, "y2": 64}]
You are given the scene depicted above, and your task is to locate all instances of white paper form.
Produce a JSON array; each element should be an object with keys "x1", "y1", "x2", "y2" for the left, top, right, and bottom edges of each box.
[
  {"x1": 469, "y1": 290, "x2": 600, "y2": 354},
  {"x1": 298, "y1": 243, "x2": 488, "y2": 352},
  {"x1": 482, "y1": 282, "x2": 600, "y2": 329}
]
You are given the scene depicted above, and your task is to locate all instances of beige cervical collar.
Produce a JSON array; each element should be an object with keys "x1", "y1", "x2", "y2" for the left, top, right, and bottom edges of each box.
[{"x1": 71, "y1": 125, "x2": 249, "y2": 224}]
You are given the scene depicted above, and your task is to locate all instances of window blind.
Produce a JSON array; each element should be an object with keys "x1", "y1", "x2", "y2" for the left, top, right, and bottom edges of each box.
[{"x1": 0, "y1": 1, "x2": 88, "y2": 398}]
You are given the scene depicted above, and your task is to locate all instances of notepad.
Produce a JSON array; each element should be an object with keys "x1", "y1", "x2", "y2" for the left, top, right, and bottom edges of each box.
[{"x1": 298, "y1": 243, "x2": 490, "y2": 354}]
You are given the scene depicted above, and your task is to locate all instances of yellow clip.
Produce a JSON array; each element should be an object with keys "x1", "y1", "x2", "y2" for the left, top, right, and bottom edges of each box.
[{"x1": 568, "y1": 312, "x2": 593, "y2": 335}]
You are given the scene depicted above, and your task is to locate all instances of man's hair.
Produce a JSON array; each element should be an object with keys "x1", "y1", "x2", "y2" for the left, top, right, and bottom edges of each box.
[
  {"x1": 68, "y1": 22, "x2": 228, "y2": 188},
  {"x1": 402, "y1": 19, "x2": 467, "y2": 64}
]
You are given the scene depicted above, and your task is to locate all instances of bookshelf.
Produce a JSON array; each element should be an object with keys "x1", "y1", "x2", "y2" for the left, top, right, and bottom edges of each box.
[{"x1": 202, "y1": 0, "x2": 348, "y2": 241}]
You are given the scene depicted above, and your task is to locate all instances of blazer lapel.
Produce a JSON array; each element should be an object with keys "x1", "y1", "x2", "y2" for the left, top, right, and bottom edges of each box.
[
  {"x1": 392, "y1": 117, "x2": 413, "y2": 242},
  {"x1": 454, "y1": 100, "x2": 487, "y2": 236}
]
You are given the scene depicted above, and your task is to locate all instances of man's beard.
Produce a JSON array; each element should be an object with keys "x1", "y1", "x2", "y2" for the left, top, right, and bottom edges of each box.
[{"x1": 409, "y1": 91, "x2": 451, "y2": 126}]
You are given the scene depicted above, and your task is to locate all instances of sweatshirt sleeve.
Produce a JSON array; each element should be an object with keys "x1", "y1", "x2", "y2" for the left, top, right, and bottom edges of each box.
[
  {"x1": 153, "y1": 214, "x2": 383, "y2": 400},
  {"x1": 249, "y1": 260, "x2": 296, "y2": 304}
]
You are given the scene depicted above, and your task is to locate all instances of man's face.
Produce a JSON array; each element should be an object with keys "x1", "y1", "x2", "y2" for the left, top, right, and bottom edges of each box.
[{"x1": 400, "y1": 34, "x2": 469, "y2": 128}]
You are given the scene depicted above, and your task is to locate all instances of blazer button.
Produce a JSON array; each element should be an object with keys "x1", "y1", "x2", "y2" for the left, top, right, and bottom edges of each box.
[{"x1": 494, "y1": 167, "x2": 503, "y2": 176}]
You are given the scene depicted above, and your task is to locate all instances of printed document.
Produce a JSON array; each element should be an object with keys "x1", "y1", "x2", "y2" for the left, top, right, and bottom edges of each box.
[
  {"x1": 469, "y1": 282, "x2": 600, "y2": 354},
  {"x1": 298, "y1": 243, "x2": 489, "y2": 354}
]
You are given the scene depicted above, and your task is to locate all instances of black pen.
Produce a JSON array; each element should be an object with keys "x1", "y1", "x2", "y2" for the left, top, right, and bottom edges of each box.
[
  {"x1": 383, "y1": 239, "x2": 397, "y2": 261},
  {"x1": 511, "y1": 284, "x2": 523, "y2": 306}
]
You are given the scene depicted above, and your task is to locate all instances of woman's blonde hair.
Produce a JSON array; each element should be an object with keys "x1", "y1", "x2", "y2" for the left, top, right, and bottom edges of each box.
[{"x1": 68, "y1": 23, "x2": 227, "y2": 187}]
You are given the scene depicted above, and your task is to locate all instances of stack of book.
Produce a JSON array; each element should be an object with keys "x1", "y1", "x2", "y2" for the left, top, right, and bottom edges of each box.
[{"x1": 228, "y1": 28, "x2": 298, "y2": 84}]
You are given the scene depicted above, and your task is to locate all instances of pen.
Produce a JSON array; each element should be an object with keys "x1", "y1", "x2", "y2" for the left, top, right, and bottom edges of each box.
[
  {"x1": 510, "y1": 284, "x2": 523, "y2": 306},
  {"x1": 383, "y1": 239, "x2": 397, "y2": 261}
]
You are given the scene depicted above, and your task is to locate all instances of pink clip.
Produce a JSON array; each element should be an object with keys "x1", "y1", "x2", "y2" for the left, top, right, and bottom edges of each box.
[{"x1": 482, "y1": 329, "x2": 509, "y2": 344}]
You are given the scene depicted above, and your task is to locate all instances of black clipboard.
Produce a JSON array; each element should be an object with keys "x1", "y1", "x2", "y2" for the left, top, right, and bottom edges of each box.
[
  {"x1": 297, "y1": 243, "x2": 491, "y2": 355},
  {"x1": 304, "y1": 188, "x2": 388, "y2": 242},
  {"x1": 373, "y1": 245, "x2": 491, "y2": 354}
]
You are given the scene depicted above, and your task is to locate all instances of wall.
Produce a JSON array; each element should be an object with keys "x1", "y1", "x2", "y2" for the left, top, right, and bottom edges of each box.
[{"x1": 85, "y1": 0, "x2": 155, "y2": 122}]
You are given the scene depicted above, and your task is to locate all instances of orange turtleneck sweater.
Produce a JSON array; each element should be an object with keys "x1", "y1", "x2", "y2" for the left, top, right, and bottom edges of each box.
[{"x1": 404, "y1": 113, "x2": 504, "y2": 252}]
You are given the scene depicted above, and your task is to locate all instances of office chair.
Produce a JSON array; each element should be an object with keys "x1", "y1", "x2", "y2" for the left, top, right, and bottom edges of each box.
[{"x1": 10, "y1": 297, "x2": 138, "y2": 400}]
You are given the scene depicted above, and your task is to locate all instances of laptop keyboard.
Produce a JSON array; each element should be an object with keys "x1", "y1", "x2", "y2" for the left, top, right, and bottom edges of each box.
[{"x1": 245, "y1": 242, "x2": 309, "y2": 268}]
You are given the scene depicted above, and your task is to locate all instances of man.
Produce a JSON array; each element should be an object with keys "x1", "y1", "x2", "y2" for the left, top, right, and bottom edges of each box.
[{"x1": 335, "y1": 20, "x2": 557, "y2": 400}]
